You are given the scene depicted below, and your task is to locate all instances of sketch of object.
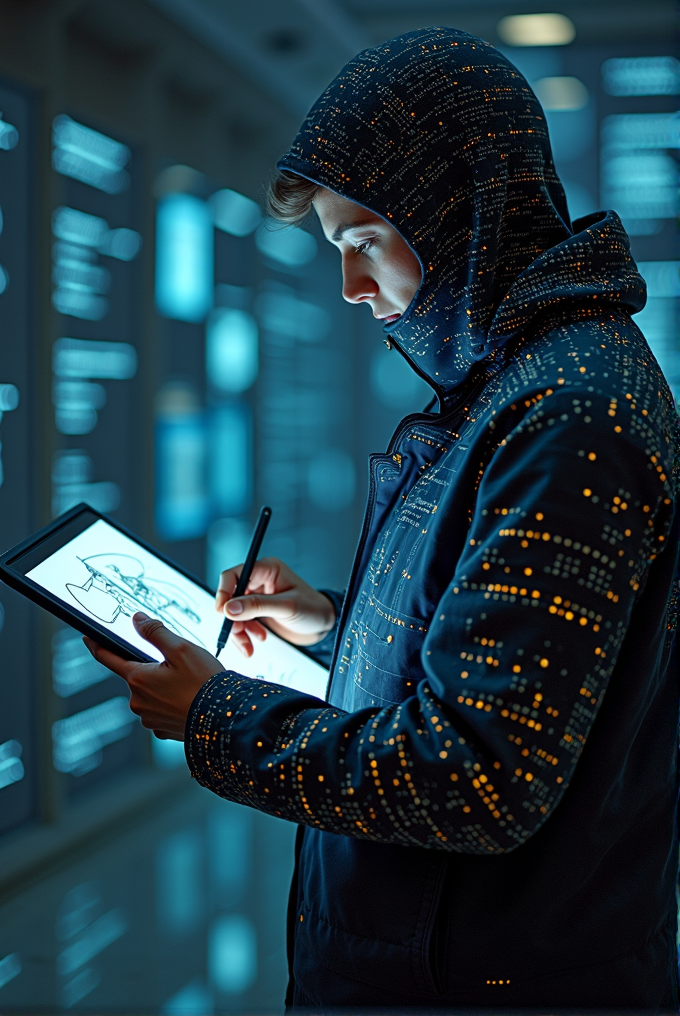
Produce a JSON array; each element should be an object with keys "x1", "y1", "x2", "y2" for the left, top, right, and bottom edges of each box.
[{"x1": 65, "y1": 553, "x2": 206, "y2": 647}]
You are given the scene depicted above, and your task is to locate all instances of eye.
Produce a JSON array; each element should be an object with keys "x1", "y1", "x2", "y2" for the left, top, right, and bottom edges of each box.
[{"x1": 354, "y1": 238, "x2": 376, "y2": 257}]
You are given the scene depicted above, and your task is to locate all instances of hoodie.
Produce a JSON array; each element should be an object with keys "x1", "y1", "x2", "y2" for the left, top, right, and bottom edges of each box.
[{"x1": 186, "y1": 28, "x2": 680, "y2": 1008}]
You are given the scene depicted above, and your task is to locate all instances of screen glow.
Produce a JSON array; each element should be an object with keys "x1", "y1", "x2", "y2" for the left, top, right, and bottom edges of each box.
[
  {"x1": 155, "y1": 194, "x2": 213, "y2": 322},
  {"x1": 211, "y1": 188, "x2": 262, "y2": 237},
  {"x1": 533, "y1": 76, "x2": 589, "y2": 112},
  {"x1": 307, "y1": 448, "x2": 356, "y2": 512},
  {"x1": 0, "y1": 740, "x2": 24, "y2": 791},
  {"x1": 52, "y1": 696, "x2": 137, "y2": 775},
  {"x1": 51, "y1": 450, "x2": 120, "y2": 517},
  {"x1": 52, "y1": 380, "x2": 106, "y2": 436},
  {"x1": 601, "y1": 114, "x2": 680, "y2": 234},
  {"x1": 53, "y1": 337, "x2": 137, "y2": 381},
  {"x1": 208, "y1": 914, "x2": 257, "y2": 994},
  {"x1": 0, "y1": 118, "x2": 18, "y2": 151},
  {"x1": 156, "y1": 411, "x2": 209, "y2": 542},
  {"x1": 52, "y1": 115, "x2": 131, "y2": 194},
  {"x1": 602, "y1": 56, "x2": 680, "y2": 97},
  {"x1": 206, "y1": 308, "x2": 258, "y2": 393},
  {"x1": 497, "y1": 13, "x2": 575, "y2": 47},
  {"x1": 208, "y1": 405, "x2": 251, "y2": 516},
  {"x1": 52, "y1": 628, "x2": 112, "y2": 698},
  {"x1": 0, "y1": 954, "x2": 21, "y2": 990},
  {"x1": 26, "y1": 518, "x2": 327, "y2": 695},
  {"x1": 256, "y1": 223, "x2": 317, "y2": 268}
]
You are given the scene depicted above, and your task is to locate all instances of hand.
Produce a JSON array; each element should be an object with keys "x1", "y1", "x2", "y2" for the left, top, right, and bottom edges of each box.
[
  {"x1": 83, "y1": 612, "x2": 222, "y2": 740},
  {"x1": 216, "y1": 556, "x2": 336, "y2": 658}
]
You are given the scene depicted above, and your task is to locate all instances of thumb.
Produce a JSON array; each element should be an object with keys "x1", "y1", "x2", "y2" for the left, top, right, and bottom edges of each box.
[{"x1": 132, "y1": 612, "x2": 184, "y2": 655}]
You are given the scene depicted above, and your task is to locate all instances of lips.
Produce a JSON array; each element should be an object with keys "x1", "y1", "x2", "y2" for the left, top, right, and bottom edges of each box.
[{"x1": 379, "y1": 313, "x2": 401, "y2": 325}]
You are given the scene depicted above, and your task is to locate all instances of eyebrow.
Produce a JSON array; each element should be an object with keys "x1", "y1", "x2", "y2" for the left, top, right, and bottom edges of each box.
[{"x1": 331, "y1": 219, "x2": 376, "y2": 242}]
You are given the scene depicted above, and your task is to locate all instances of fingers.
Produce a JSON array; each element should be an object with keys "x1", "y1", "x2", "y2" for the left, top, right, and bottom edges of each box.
[
  {"x1": 83, "y1": 637, "x2": 139, "y2": 682},
  {"x1": 224, "y1": 620, "x2": 266, "y2": 658},
  {"x1": 215, "y1": 564, "x2": 243, "y2": 611},
  {"x1": 215, "y1": 557, "x2": 288, "y2": 612}
]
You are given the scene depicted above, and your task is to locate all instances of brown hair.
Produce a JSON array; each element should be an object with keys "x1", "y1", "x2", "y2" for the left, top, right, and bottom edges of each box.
[{"x1": 266, "y1": 170, "x2": 319, "y2": 226}]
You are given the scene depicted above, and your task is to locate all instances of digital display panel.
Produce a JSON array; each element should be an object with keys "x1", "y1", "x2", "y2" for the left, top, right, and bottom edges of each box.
[
  {"x1": 51, "y1": 114, "x2": 145, "y2": 794},
  {"x1": 25, "y1": 518, "x2": 327, "y2": 698},
  {"x1": 0, "y1": 78, "x2": 37, "y2": 835}
]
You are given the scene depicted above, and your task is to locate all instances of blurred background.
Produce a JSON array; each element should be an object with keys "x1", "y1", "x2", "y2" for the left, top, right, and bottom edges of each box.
[{"x1": 0, "y1": 0, "x2": 676, "y2": 1011}]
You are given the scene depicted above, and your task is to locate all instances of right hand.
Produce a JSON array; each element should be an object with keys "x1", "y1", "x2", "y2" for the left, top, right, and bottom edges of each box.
[{"x1": 216, "y1": 557, "x2": 336, "y2": 657}]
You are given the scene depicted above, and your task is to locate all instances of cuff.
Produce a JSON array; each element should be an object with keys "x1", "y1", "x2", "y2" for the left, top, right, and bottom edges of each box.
[{"x1": 302, "y1": 588, "x2": 343, "y2": 668}]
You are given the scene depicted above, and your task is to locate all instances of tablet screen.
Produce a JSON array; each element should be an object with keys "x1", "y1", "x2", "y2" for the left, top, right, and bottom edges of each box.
[{"x1": 25, "y1": 517, "x2": 328, "y2": 699}]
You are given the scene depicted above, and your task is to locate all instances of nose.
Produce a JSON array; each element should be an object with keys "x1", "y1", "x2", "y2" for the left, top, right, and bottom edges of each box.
[{"x1": 341, "y1": 254, "x2": 378, "y2": 305}]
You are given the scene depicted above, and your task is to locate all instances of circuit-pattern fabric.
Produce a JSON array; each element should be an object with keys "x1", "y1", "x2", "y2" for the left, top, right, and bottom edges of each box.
[
  {"x1": 185, "y1": 27, "x2": 680, "y2": 1009},
  {"x1": 277, "y1": 27, "x2": 641, "y2": 396}
]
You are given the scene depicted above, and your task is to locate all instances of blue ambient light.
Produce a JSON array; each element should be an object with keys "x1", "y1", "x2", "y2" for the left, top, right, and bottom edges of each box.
[
  {"x1": 52, "y1": 628, "x2": 113, "y2": 697},
  {"x1": 0, "y1": 117, "x2": 18, "y2": 151},
  {"x1": 208, "y1": 405, "x2": 251, "y2": 517},
  {"x1": 0, "y1": 740, "x2": 24, "y2": 791},
  {"x1": 601, "y1": 113, "x2": 680, "y2": 234},
  {"x1": 156, "y1": 830, "x2": 203, "y2": 935},
  {"x1": 370, "y1": 347, "x2": 430, "y2": 408},
  {"x1": 155, "y1": 385, "x2": 209, "y2": 542},
  {"x1": 0, "y1": 954, "x2": 21, "y2": 990},
  {"x1": 255, "y1": 222, "x2": 317, "y2": 268},
  {"x1": 211, "y1": 188, "x2": 262, "y2": 237},
  {"x1": 602, "y1": 57, "x2": 680, "y2": 97},
  {"x1": 208, "y1": 914, "x2": 257, "y2": 994},
  {"x1": 206, "y1": 308, "x2": 258, "y2": 393},
  {"x1": 53, "y1": 338, "x2": 137, "y2": 380},
  {"x1": 52, "y1": 207, "x2": 141, "y2": 320},
  {"x1": 155, "y1": 194, "x2": 213, "y2": 322},
  {"x1": 307, "y1": 448, "x2": 356, "y2": 511},
  {"x1": 52, "y1": 115, "x2": 131, "y2": 194},
  {"x1": 256, "y1": 289, "x2": 330, "y2": 341},
  {"x1": 52, "y1": 697, "x2": 137, "y2": 776},
  {"x1": 206, "y1": 518, "x2": 251, "y2": 592},
  {"x1": 52, "y1": 339, "x2": 137, "y2": 436},
  {"x1": 634, "y1": 261, "x2": 680, "y2": 400}
]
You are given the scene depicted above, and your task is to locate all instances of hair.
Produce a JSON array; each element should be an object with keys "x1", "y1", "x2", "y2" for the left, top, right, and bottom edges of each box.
[{"x1": 266, "y1": 169, "x2": 319, "y2": 226}]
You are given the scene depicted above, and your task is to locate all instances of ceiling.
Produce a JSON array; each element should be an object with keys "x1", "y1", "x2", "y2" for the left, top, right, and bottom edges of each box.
[{"x1": 147, "y1": 0, "x2": 677, "y2": 116}]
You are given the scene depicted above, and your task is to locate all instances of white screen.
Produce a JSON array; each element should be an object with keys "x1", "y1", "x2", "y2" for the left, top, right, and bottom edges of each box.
[{"x1": 27, "y1": 519, "x2": 328, "y2": 699}]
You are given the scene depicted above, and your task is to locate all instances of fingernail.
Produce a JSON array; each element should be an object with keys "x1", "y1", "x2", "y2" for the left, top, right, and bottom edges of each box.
[{"x1": 227, "y1": 600, "x2": 243, "y2": 616}]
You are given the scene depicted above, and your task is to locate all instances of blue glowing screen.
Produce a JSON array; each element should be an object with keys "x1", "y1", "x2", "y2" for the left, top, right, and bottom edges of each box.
[{"x1": 155, "y1": 194, "x2": 213, "y2": 323}]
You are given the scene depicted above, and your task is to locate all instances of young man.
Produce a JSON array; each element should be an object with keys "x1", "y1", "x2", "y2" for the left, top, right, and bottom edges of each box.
[{"x1": 87, "y1": 28, "x2": 679, "y2": 1009}]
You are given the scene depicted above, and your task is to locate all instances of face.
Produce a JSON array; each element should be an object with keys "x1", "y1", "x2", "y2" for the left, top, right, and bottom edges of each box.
[{"x1": 313, "y1": 188, "x2": 421, "y2": 324}]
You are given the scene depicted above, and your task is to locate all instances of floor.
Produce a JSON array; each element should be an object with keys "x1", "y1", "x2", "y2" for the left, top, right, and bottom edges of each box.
[{"x1": 0, "y1": 781, "x2": 296, "y2": 1012}]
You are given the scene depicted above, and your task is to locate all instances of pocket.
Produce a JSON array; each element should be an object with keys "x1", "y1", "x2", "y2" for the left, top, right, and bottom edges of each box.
[{"x1": 350, "y1": 599, "x2": 428, "y2": 708}]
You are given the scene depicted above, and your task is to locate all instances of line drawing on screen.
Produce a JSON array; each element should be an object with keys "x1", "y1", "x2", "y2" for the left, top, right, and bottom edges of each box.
[{"x1": 65, "y1": 553, "x2": 207, "y2": 647}]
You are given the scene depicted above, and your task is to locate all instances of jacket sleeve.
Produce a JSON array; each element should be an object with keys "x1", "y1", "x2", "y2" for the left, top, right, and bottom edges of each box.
[
  {"x1": 300, "y1": 588, "x2": 344, "y2": 668},
  {"x1": 185, "y1": 391, "x2": 676, "y2": 854}
]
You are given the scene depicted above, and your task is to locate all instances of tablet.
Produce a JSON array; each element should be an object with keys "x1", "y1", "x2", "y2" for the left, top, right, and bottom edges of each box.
[{"x1": 0, "y1": 504, "x2": 329, "y2": 700}]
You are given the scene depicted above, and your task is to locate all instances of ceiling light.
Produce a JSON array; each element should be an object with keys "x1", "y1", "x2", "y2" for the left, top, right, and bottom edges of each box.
[
  {"x1": 497, "y1": 13, "x2": 576, "y2": 47},
  {"x1": 533, "y1": 76, "x2": 589, "y2": 111}
]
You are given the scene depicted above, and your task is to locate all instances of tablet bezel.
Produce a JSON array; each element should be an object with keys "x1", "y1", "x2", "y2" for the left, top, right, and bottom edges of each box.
[{"x1": 0, "y1": 503, "x2": 325, "y2": 669}]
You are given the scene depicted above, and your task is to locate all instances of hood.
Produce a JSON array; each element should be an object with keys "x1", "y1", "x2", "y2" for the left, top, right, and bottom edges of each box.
[{"x1": 278, "y1": 27, "x2": 646, "y2": 398}]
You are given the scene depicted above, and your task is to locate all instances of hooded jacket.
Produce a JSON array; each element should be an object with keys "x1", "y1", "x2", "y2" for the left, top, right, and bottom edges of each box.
[{"x1": 186, "y1": 29, "x2": 680, "y2": 1008}]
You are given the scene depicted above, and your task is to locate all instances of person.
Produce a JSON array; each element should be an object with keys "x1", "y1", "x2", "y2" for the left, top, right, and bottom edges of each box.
[{"x1": 85, "y1": 28, "x2": 680, "y2": 1010}]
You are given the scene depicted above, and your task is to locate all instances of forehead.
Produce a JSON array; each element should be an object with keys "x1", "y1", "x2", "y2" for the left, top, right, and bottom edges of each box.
[{"x1": 313, "y1": 187, "x2": 383, "y2": 237}]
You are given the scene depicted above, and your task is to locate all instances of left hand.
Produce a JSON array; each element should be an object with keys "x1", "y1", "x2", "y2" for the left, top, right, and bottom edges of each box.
[{"x1": 83, "y1": 612, "x2": 222, "y2": 740}]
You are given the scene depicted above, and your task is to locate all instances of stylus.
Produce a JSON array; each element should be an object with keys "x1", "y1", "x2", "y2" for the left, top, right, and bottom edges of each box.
[{"x1": 216, "y1": 506, "x2": 272, "y2": 655}]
